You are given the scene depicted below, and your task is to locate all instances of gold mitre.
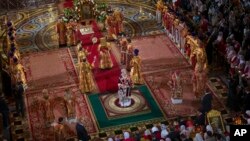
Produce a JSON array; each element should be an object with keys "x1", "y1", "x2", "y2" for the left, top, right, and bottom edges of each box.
[
  {"x1": 100, "y1": 37, "x2": 107, "y2": 46},
  {"x1": 163, "y1": 6, "x2": 168, "y2": 12}
]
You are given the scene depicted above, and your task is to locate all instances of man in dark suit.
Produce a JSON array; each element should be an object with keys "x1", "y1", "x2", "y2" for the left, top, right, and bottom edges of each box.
[
  {"x1": 76, "y1": 117, "x2": 90, "y2": 141},
  {"x1": 200, "y1": 88, "x2": 213, "y2": 114}
]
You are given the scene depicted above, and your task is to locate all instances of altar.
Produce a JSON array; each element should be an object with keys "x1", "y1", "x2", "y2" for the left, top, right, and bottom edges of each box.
[{"x1": 76, "y1": 20, "x2": 102, "y2": 45}]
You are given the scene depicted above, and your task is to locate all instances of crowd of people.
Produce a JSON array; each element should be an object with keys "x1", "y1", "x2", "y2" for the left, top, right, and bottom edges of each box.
[
  {"x1": 91, "y1": 119, "x2": 230, "y2": 141},
  {"x1": 161, "y1": 0, "x2": 250, "y2": 114}
]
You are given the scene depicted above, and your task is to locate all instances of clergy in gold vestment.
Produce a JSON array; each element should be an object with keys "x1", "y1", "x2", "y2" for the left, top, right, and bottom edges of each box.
[
  {"x1": 126, "y1": 40, "x2": 134, "y2": 71},
  {"x1": 54, "y1": 117, "x2": 66, "y2": 141},
  {"x1": 13, "y1": 58, "x2": 26, "y2": 85},
  {"x1": 191, "y1": 43, "x2": 208, "y2": 99},
  {"x1": 113, "y1": 9, "x2": 124, "y2": 34},
  {"x1": 98, "y1": 38, "x2": 113, "y2": 69},
  {"x1": 130, "y1": 49, "x2": 143, "y2": 85},
  {"x1": 42, "y1": 89, "x2": 54, "y2": 127},
  {"x1": 56, "y1": 19, "x2": 67, "y2": 47},
  {"x1": 77, "y1": 41, "x2": 88, "y2": 65},
  {"x1": 79, "y1": 57, "x2": 95, "y2": 93},
  {"x1": 105, "y1": 13, "x2": 117, "y2": 40},
  {"x1": 64, "y1": 89, "x2": 76, "y2": 119},
  {"x1": 66, "y1": 20, "x2": 77, "y2": 46},
  {"x1": 120, "y1": 37, "x2": 128, "y2": 65}
]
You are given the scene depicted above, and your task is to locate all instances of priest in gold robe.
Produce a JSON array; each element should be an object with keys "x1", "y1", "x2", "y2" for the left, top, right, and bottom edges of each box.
[
  {"x1": 77, "y1": 41, "x2": 88, "y2": 65},
  {"x1": 42, "y1": 89, "x2": 54, "y2": 127},
  {"x1": 64, "y1": 89, "x2": 75, "y2": 120},
  {"x1": 79, "y1": 57, "x2": 95, "y2": 93},
  {"x1": 13, "y1": 58, "x2": 26, "y2": 86},
  {"x1": 54, "y1": 117, "x2": 66, "y2": 141},
  {"x1": 130, "y1": 49, "x2": 143, "y2": 84},
  {"x1": 56, "y1": 18, "x2": 67, "y2": 47},
  {"x1": 98, "y1": 38, "x2": 113, "y2": 69},
  {"x1": 191, "y1": 44, "x2": 208, "y2": 99},
  {"x1": 156, "y1": 0, "x2": 164, "y2": 24},
  {"x1": 66, "y1": 19, "x2": 77, "y2": 46},
  {"x1": 126, "y1": 40, "x2": 134, "y2": 71}
]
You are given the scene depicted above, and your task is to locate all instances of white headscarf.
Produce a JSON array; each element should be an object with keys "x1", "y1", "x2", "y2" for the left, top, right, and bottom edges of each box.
[
  {"x1": 206, "y1": 124, "x2": 214, "y2": 133},
  {"x1": 144, "y1": 129, "x2": 151, "y2": 136},
  {"x1": 152, "y1": 126, "x2": 159, "y2": 133},
  {"x1": 226, "y1": 125, "x2": 230, "y2": 133},
  {"x1": 165, "y1": 138, "x2": 171, "y2": 141},
  {"x1": 194, "y1": 133, "x2": 204, "y2": 141},
  {"x1": 180, "y1": 125, "x2": 186, "y2": 131},
  {"x1": 247, "y1": 119, "x2": 250, "y2": 125},
  {"x1": 108, "y1": 138, "x2": 114, "y2": 141},
  {"x1": 161, "y1": 124, "x2": 167, "y2": 130},
  {"x1": 246, "y1": 110, "x2": 250, "y2": 116},
  {"x1": 123, "y1": 132, "x2": 130, "y2": 139},
  {"x1": 161, "y1": 129, "x2": 169, "y2": 139}
]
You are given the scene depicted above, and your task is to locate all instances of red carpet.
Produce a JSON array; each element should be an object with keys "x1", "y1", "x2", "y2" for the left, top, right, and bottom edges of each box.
[
  {"x1": 22, "y1": 48, "x2": 97, "y2": 140},
  {"x1": 63, "y1": 0, "x2": 73, "y2": 8},
  {"x1": 78, "y1": 43, "x2": 120, "y2": 93},
  {"x1": 77, "y1": 21, "x2": 120, "y2": 93}
]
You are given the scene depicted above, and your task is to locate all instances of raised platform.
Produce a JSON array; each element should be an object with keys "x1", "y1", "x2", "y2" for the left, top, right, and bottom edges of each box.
[{"x1": 88, "y1": 85, "x2": 164, "y2": 130}]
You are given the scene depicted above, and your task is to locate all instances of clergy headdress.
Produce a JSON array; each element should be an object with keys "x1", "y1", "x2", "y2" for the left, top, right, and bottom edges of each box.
[
  {"x1": 9, "y1": 36, "x2": 15, "y2": 41},
  {"x1": 134, "y1": 49, "x2": 139, "y2": 56},
  {"x1": 82, "y1": 56, "x2": 87, "y2": 62},
  {"x1": 13, "y1": 57, "x2": 18, "y2": 63},
  {"x1": 100, "y1": 37, "x2": 107, "y2": 46},
  {"x1": 8, "y1": 31, "x2": 12, "y2": 37},
  {"x1": 8, "y1": 51, "x2": 14, "y2": 58},
  {"x1": 8, "y1": 27, "x2": 14, "y2": 32},
  {"x1": 10, "y1": 46, "x2": 16, "y2": 52},
  {"x1": 7, "y1": 21, "x2": 12, "y2": 27}
]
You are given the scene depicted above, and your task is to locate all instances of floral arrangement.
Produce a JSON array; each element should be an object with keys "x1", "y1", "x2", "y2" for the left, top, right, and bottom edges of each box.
[
  {"x1": 63, "y1": 8, "x2": 79, "y2": 22},
  {"x1": 94, "y1": 3, "x2": 108, "y2": 23}
]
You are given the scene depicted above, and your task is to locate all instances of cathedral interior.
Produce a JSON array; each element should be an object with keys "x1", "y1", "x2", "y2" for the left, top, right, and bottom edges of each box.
[{"x1": 0, "y1": 0, "x2": 250, "y2": 140}]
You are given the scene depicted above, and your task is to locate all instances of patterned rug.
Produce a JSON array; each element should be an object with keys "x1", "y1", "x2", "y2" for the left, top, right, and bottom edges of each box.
[
  {"x1": 23, "y1": 48, "x2": 97, "y2": 140},
  {"x1": 99, "y1": 89, "x2": 151, "y2": 119},
  {"x1": 131, "y1": 35, "x2": 191, "y2": 73},
  {"x1": 26, "y1": 85, "x2": 97, "y2": 140},
  {"x1": 21, "y1": 48, "x2": 78, "y2": 92},
  {"x1": 143, "y1": 68, "x2": 227, "y2": 118}
]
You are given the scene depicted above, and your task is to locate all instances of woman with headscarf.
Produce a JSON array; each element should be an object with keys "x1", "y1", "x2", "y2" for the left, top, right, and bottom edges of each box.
[
  {"x1": 123, "y1": 131, "x2": 135, "y2": 141},
  {"x1": 161, "y1": 124, "x2": 169, "y2": 139},
  {"x1": 142, "y1": 129, "x2": 152, "y2": 141},
  {"x1": 193, "y1": 133, "x2": 204, "y2": 141},
  {"x1": 180, "y1": 125, "x2": 190, "y2": 139},
  {"x1": 204, "y1": 124, "x2": 216, "y2": 141},
  {"x1": 151, "y1": 126, "x2": 161, "y2": 141}
]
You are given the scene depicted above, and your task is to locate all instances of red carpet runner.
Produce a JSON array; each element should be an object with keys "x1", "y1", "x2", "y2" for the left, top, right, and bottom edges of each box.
[
  {"x1": 62, "y1": 0, "x2": 73, "y2": 8},
  {"x1": 77, "y1": 21, "x2": 120, "y2": 93}
]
